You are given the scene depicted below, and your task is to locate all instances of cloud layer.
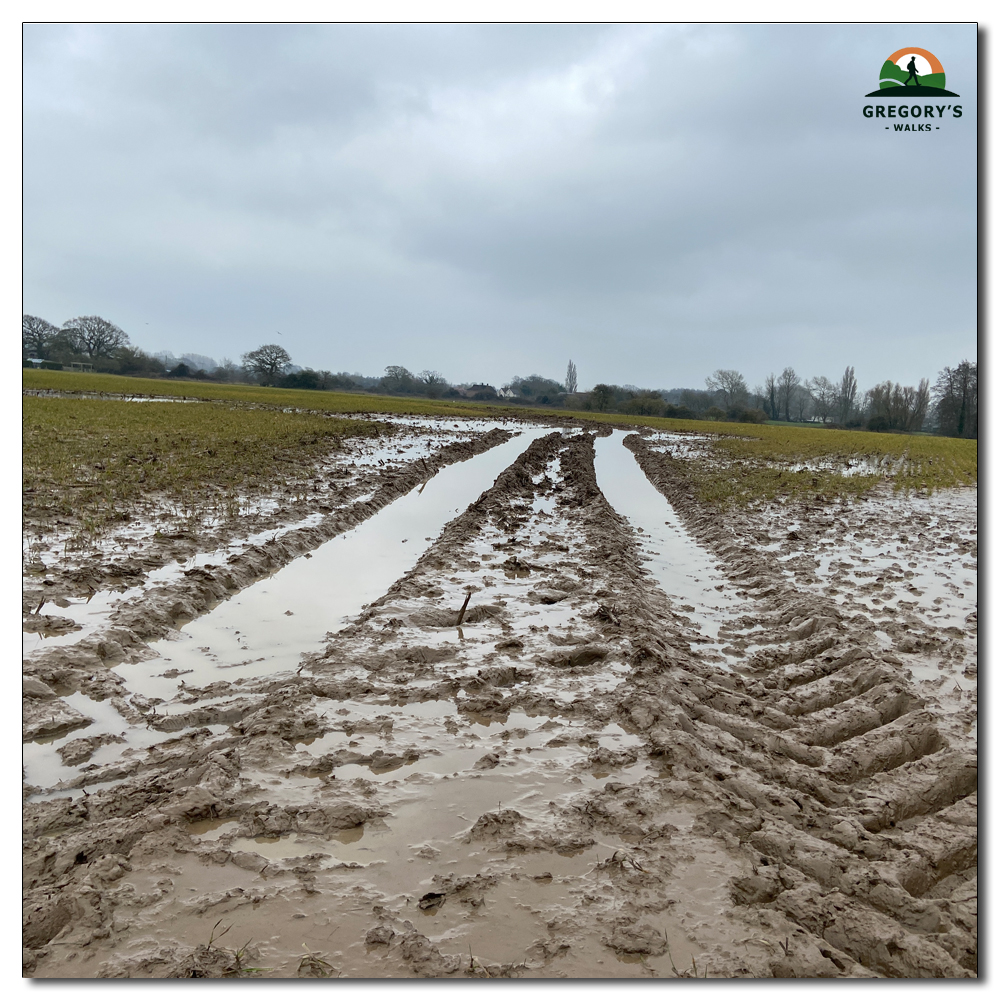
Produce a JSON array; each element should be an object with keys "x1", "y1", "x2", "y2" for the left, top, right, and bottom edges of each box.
[{"x1": 24, "y1": 23, "x2": 977, "y2": 390}]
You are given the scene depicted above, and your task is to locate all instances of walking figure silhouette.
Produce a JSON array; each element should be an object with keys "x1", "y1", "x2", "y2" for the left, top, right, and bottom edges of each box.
[{"x1": 903, "y1": 55, "x2": 920, "y2": 86}]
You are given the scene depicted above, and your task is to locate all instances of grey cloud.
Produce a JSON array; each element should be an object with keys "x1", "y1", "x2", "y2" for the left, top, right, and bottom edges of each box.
[{"x1": 24, "y1": 23, "x2": 976, "y2": 391}]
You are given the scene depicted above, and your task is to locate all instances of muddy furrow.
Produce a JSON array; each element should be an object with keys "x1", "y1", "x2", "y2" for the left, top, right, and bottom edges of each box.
[
  {"x1": 23, "y1": 428, "x2": 514, "y2": 739},
  {"x1": 302, "y1": 429, "x2": 678, "y2": 724},
  {"x1": 617, "y1": 434, "x2": 977, "y2": 977}
]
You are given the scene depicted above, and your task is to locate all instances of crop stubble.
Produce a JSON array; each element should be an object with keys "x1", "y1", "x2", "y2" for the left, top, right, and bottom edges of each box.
[{"x1": 23, "y1": 396, "x2": 384, "y2": 538}]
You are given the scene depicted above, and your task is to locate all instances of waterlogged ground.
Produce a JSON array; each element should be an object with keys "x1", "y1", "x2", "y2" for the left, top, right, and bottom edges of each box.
[
  {"x1": 22, "y1": 414, "x2": 524, "y2": 611},
  {"x1": 23, "y1": 420, "x2": 977, "y2": 978}
]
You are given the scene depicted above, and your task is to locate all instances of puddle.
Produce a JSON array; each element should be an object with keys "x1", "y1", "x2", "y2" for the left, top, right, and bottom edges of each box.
[
  {"x1": 749, "y1": 486, "x2": 977, "y2": 634},
  {"x1": 23, "y1": 389, "x2": 206, "y2": 403},
  {"x1": 23, "y1": 416, "x2": 534, "y2": 653},
  {"x1": 23, "y1": 515, "x2": 334, "y2": 658},
  {"x1": 593, "y1": 431, "x2": 745, "y2": 658},
  {"x1": 38, "y1": 810, "x2": 759, "y2": 978},
  {"x1": 37, "y1": 758, "x2": 762, "y2": 979},
  {"x1": 786, "y1": 456, "x2": 893, "y2": 477},
  {"x1": 24, "y1": 710, "x2": 233, "y2": 796},
  {"x1": 188, "y1": 818, "x2": 239, "y2": 840},
  {"x1": 25, "y1": 431, "x2": 555, "y2": 794},
  {"x1": 646, "y1": 431, "x2": 712, "y2": 462},
  {"x1": 23, "y1": 588, "x2": 143, "y2": 655}
]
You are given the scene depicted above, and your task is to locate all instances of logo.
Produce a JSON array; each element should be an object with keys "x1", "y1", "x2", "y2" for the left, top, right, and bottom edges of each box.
[{"x1": 865, "y1": 48, "x2": 959, "y2": 97}]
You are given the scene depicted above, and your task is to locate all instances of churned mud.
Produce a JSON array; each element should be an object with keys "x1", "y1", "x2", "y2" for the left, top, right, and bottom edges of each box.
[{"x1": 23, "y1": 420, "x2": 977, "y2": 978}]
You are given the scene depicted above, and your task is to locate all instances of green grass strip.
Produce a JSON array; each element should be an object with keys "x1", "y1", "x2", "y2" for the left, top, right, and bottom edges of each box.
[
  {"x1": 24, "y1": 369, "x2": 977, "y2": 506},
  {"x1": 23, "y1": 396, "x2": 384, "y2": 536}
]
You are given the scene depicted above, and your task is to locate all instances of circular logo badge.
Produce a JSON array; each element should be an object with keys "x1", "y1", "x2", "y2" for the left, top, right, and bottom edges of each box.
[{"x1": 868, "y1": 48, "x2": 958, "y2": 96}]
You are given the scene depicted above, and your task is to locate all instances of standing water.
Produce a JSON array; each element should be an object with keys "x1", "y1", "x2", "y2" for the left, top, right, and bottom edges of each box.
[
  {"x1": 593, "y1": 430, "x2": 745, "y2": 649},
  {"x1": 117, "y1": 428, "x2": 554, "y2": 701}
]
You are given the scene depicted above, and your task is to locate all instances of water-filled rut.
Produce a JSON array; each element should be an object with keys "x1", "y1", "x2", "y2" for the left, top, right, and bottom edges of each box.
[
  {"x1": 594, "y1": 430, "x2": 746, "y2": 662},
  {"x1": 120, "y1": 428, "x2": 556, "y2": 697}
]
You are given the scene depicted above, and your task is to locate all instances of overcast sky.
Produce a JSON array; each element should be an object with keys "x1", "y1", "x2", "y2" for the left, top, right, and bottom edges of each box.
[{"x1": 23, "y1": 22, "x2": 977, "y2": 391}]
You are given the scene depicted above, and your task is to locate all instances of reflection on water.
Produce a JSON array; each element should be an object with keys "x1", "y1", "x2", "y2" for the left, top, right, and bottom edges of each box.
[{"x1": 594, "y1": 431, "x2": 745, "y2": 660}]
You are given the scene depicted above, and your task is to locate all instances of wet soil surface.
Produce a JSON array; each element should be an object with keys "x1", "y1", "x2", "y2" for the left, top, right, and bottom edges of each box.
[
  {"x1": 23, "y1": 423, "x2": 977, "y2": 978},
  {"x1": 23, "y1": 415, "x2": 519, "y2": 618}
]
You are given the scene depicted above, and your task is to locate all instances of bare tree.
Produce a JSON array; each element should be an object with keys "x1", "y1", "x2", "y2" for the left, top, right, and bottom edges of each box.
[
  {"x1": 380, "y1": 366, "x2": 420, "y2": 394},
  {"x1": 22, "y1": 315, "x2": 59, "y2": 359},
  {"x1": 705, "y1": 369, "x2": 748, "y2": 409},
  {"x1": 865, "y1": 379, "x2": 931, "y2": 433},
  {"x1": 62, "y1": 315, "x2": 130, "y2": 358},
  {"x1": 934, "y1": 361, "x2": 978, "y2": 438},
  {"x1": 763, "y1": 373, "x2": 779, "y2": 420},
  {"x1": 242, "y1": 343, "x2": 291, "y2": 385},
  {"x1": 913, "y1": 378, "x2": 931, "y2": 431},
  {"x1": 777, "y1": 367, "x2": 799, "y2": 421},
  {"x1": 565, "y1": 359, "x2": 578, "y2": 394},
  {"x1": 792, "y1": 384, "x2": 813, "y2": 422},
  {"x1": 418, "y1": 370, "x2": 448, "y2": 398},
  {"x1": 807, "y1": 375, "x2": 837, "y2": 424},
  {"x1": 836, "y1": 366, "x2": 858, "y2": 425}
]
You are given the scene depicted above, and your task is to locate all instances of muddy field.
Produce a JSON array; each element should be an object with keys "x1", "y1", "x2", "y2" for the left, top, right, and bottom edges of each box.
[{"x1": 22, "y1": 418, "x2": 977, "y2": 978}]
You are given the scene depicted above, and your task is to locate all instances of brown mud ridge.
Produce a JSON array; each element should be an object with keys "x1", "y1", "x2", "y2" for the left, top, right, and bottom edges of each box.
[{"x1": 23, "y1": 428, "x2": 976, "y2": 978}]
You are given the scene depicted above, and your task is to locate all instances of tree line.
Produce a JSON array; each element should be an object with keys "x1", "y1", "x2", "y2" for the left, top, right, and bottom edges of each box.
[
  {"x1": 743, "y1": 364, "x2": 975, "y2": 439},
  {"x1": 23, "y1": 315, "x2": 977, "y2": 439}
]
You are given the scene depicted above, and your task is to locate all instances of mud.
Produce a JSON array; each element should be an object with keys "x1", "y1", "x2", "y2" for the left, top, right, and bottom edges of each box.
[
  {"x1": 23, "y1": 416, "x2": 520, "y2": 615},
  {"x1": 23, "y1": 421, "x2": 976, "y2": 978}
]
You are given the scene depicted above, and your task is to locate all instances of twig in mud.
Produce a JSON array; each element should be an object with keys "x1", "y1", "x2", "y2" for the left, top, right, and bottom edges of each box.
[
  {"x1": 455, "y1": 591, "x2": 472, "y2": 627},
  {"x1": 595, "y1": 603, "x2": 621, "y2": 626},
  {"x1": 599, "y1": 849, "x2": 648, "y2": 873}
]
